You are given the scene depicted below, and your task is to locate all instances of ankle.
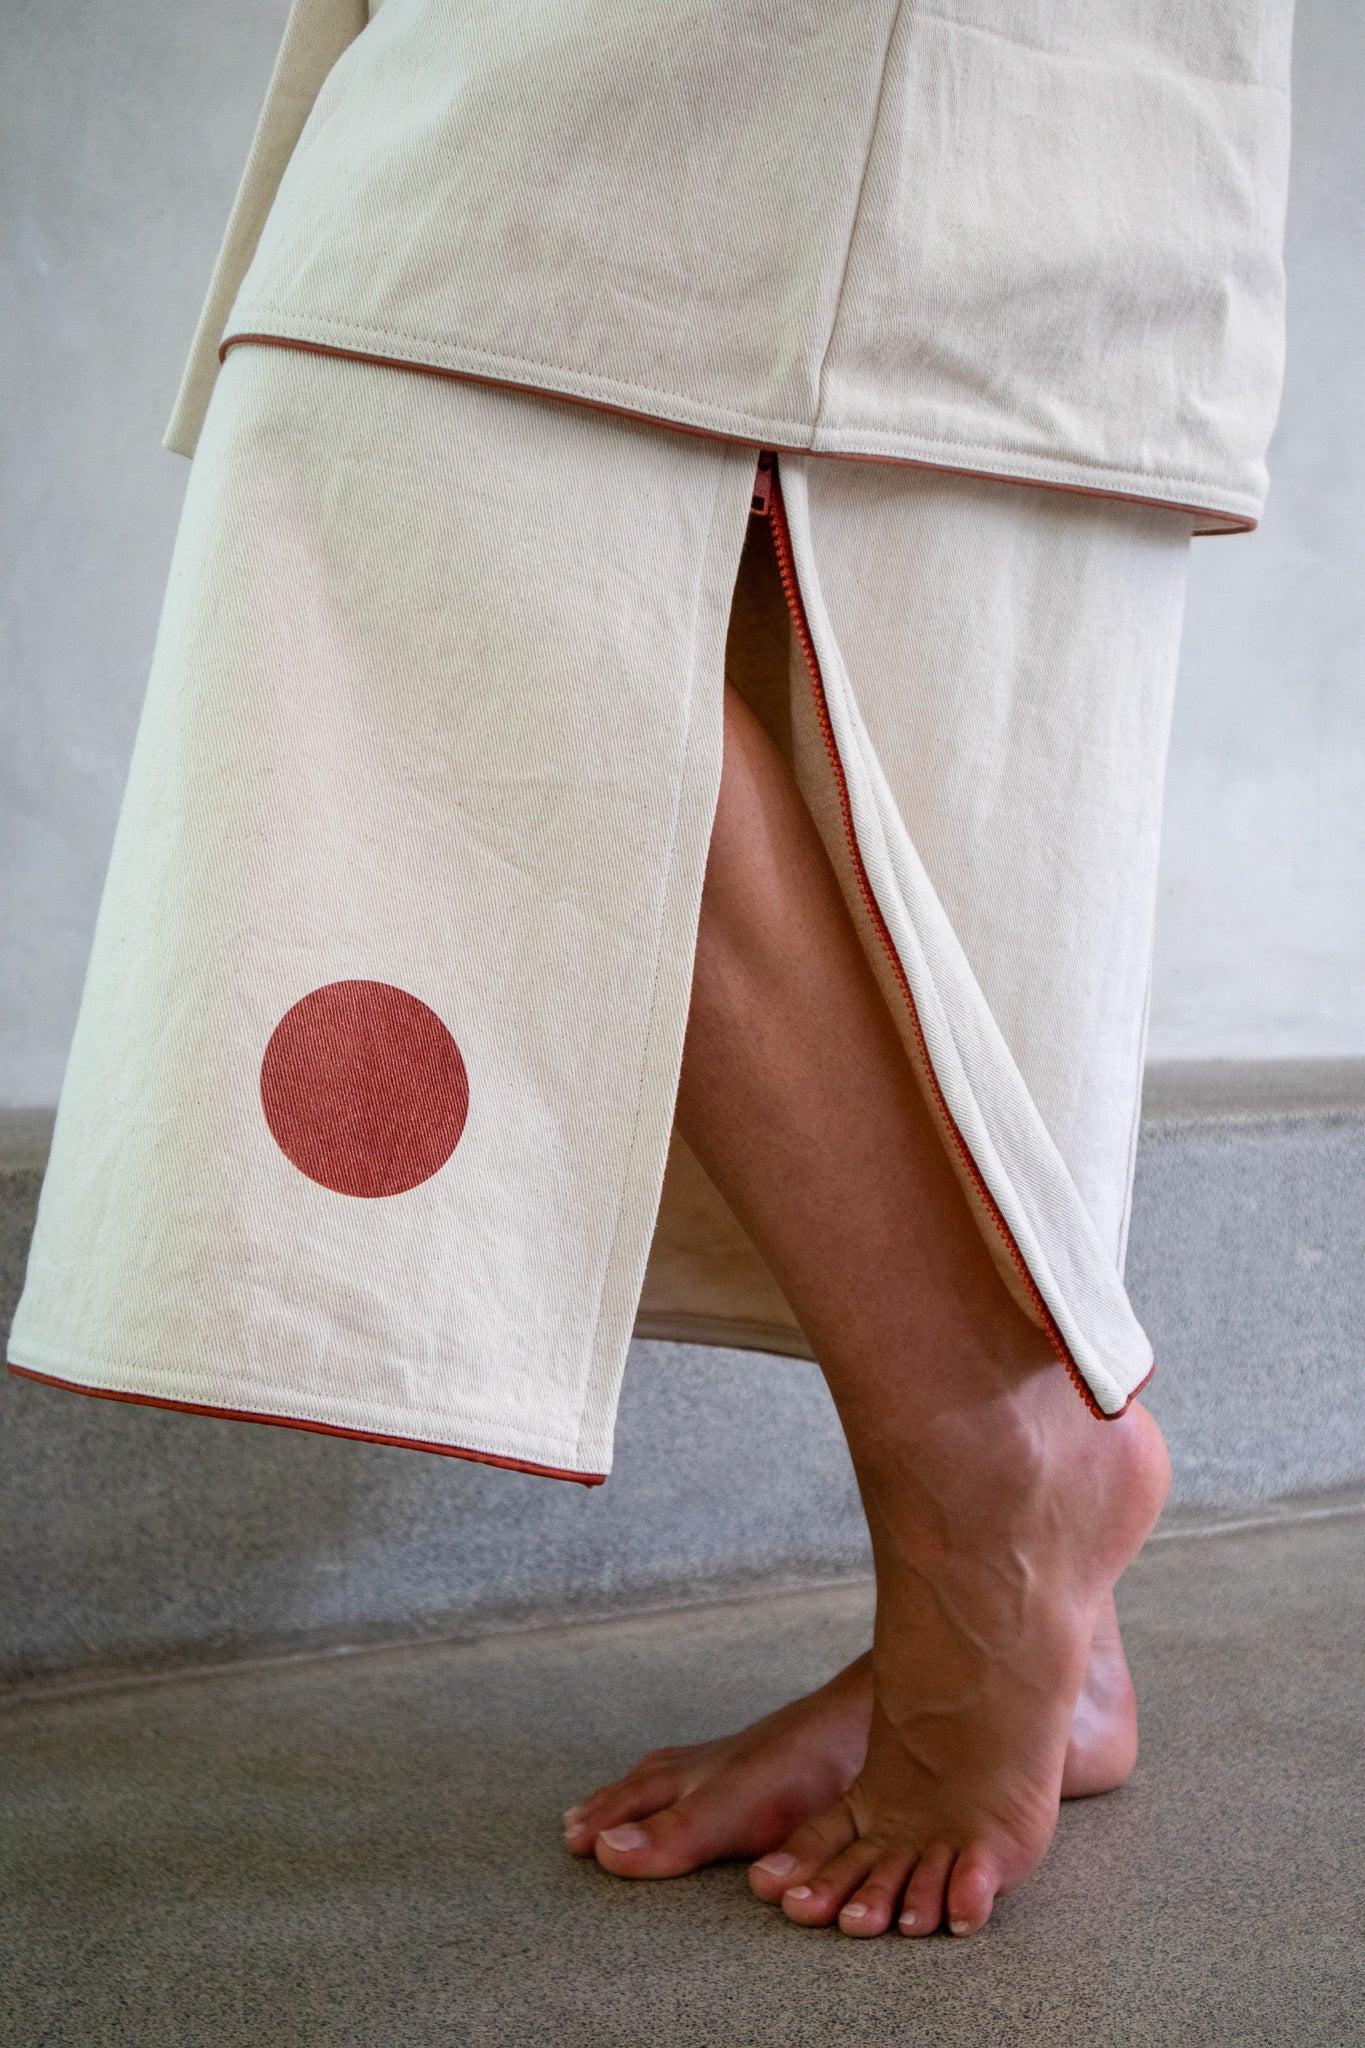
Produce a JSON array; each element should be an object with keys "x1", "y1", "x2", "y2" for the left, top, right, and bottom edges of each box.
[
  {"x1": 841, "y1": 1351, "x2": 1061, "y2": 1486},
  {"x1": 847, "y1": 1371, "x2": 1168, "y2": 1574}
]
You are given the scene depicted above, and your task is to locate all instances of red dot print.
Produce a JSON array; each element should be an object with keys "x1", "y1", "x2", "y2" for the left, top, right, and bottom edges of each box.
[{"x1": 260, "y1": 980, "x2": 469, "y2": 1197}]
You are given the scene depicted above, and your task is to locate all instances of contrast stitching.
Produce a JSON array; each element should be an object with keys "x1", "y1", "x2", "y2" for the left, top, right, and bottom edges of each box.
[
  {"x1": 217, "y1": 322, "x2": 1255, "y2": 513},
  {"x1": 7, "y1": 1365, "x2": 606, "y2": 1485},
  {"x1": 220, "y1": 329, "x2": 1245, "y2": 535},
  {"x1": 7, "y1": 1336, "x2": 582, "y2": 1467},
  {"x1": 222, "y1": 316, "x2": 813, "y2": 440},
  {"x1": 762, "y1": 454, "x2": 1144, "y2": 1421}
]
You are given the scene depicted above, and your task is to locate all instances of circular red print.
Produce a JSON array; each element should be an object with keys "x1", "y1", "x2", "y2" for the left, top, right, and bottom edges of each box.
[{"x1": 260, "y1": 980, "x2": 469, "y2": 1197}]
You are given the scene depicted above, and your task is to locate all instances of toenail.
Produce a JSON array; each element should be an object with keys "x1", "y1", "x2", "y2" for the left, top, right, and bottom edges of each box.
[
  {"x1": 784, "y1": 1885, "x2": 813, "y2": 1901},
  {"x1": 562, "y1": 1805, "x2": 584, "y2": 1823},
  {"x1": 841, "y1": 1903, "x2": 869, "y2": 1920},
  {"x1": 899, "y1": 1912, "x2": 917, "y2": 1930},
  {"x1": 950, "y1": 1919, "x2": 970, "y2": 1936},
  {"x1": 754, "y1": 1852, "x2": 796, "y2": 1877},
  {"x1": 563, "y1": 1820, "x2": 586, "y2": 1836},
  {"x1": 599, "y1": 1825, "x2": 649, "y2": 1852}
]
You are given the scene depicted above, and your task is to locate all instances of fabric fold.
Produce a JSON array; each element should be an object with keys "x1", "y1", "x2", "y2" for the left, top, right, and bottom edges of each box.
[{"x1": 765, "y1": 458, "x2": 1191, "y2": 1414}]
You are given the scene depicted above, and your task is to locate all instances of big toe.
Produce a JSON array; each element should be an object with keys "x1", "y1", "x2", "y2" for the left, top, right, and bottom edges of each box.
[
  {"x1": 562, "y1": 1770, "x2": 680, "y2": 1858},
  {"x1": 593, "y1": 1785, "x2": 755, "y2": 1879}
]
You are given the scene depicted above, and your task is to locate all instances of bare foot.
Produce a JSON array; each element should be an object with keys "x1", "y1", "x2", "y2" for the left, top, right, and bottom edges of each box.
[
  {"x1": 565, "y1": 1654, "x2": 872, "y2": 1875},
  {"x1": 573, "y1": 679, "x2": 1173, "y2": 1940},
  {"x1": 564, "y1": 1590, "x2": 1136, "y2": 1875},
  {"x1": 744, "y1": 1387, "x2": 1170, "y2": 1939},
  {"x1": 1063, "y1": 1589, "x2": 1141, "y2": 1798}
]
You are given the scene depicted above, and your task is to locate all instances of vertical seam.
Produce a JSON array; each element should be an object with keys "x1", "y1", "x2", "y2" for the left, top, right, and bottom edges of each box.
[{"x1": 811, "y1": 0, "x2": 908, "y2": 436}]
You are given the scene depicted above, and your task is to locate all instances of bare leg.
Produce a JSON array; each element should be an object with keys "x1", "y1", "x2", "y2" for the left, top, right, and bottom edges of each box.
[{"x1": 567, "y1": 683, "x2": 1167, "y2": 1935}]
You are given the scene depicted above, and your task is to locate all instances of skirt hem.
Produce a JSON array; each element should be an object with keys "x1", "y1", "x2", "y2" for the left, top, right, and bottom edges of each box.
[
  {"x1": 6, "y1": 1362, "x2": 608, "y2": 1486},
  {"x1": 211, "y1": 329, "x2": 1254, "y2": 536}
]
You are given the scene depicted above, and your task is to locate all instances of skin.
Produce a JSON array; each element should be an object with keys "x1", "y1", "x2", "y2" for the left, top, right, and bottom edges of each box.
[{"x1": 564, "y1": 682, "x2": 1170, "y2": 1937}]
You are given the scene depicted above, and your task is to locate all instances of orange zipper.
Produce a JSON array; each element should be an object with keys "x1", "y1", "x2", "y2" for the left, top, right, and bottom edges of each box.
[{"x1": 751, "y1": 448, "x2": 1133, "y2": 1422}]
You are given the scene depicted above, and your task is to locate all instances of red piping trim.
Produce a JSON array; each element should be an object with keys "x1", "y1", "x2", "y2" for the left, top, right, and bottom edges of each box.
[
  {"x1": 757, "y1": 450, "x2": 1150, "y2": 1422},
  {"x1": 6, "y1": 1364, "x2": 607, "y2": 1485},
  {"x1": 216, "y1": 333, "x2": 1251, "y2": 536}
]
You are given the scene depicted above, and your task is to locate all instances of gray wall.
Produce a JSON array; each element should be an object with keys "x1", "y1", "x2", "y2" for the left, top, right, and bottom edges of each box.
[
  {"x1": 3, "y1": 0, "x2": 1363, "y2": 1105},
  {"x1": 1152, "y1": 0, "x2": 1365, "y2": 1060}
]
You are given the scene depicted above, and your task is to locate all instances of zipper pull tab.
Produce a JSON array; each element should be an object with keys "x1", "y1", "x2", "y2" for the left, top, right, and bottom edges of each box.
[{"x1": 751, "y1": 449, "x2": 776, "y2": 518}]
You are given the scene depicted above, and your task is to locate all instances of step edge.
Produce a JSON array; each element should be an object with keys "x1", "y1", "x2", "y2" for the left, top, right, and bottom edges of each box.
[{"x1": 3, "y1": 1058, "x2": 1365, "y2": 1173}]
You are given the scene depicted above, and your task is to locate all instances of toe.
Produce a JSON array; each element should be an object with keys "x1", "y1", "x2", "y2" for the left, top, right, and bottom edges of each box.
[
  {"x1": 749, "y1": 1800, "x2": 856, "y2": 1903},
  {"x1": 781, "y1": 1839, "x2": 882, "y2": 1928},
  {"x1": 592, "y1": 1821, "x2": 655, "y2": 1874},
  {"x1": 897, "y1": 1843, "x2": 955, "y2": 1937},
  {"x1": 837, "y1": 1850, "x2": 918, "y2": 1938},
  {"x1": 592, "y1": 1789, "x2": 745, "y2": 1880},
  {"x1": 945, "y1": 1848, "x2": 1000, "y2": 1937},
  {"x1": 563, "y1": 1770, "x2": 681, "y2": 1855},
  {"x1": 628, "y1": 1772, "x2": 793, "y2": 1873}
]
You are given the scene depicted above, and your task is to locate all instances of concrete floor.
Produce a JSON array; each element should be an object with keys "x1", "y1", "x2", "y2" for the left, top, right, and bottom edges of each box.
[{"x1": 2, "y1": 1504, "x2": 1363, "y2": 2048}]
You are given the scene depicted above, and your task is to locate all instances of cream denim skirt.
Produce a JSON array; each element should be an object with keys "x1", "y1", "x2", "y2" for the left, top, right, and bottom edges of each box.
[{"x1": 8, "y1": 345, "x2": 1194, "y2": 1481}]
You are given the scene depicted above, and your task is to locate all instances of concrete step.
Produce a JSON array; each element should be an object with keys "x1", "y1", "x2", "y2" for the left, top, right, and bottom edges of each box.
[
  {"x1": 2, "y1": 1500, "x2": 1362, "y2": 2046},
  {"x1": 3, "y1": 1058, "x2": 1363, "y2": 1687}
]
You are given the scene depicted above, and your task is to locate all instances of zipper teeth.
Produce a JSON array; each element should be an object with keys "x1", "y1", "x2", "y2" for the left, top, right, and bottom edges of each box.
[{"x1": 759, "y1": 452, "x2": 1117, "y2": 1422}]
